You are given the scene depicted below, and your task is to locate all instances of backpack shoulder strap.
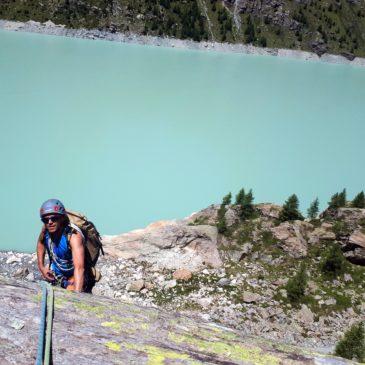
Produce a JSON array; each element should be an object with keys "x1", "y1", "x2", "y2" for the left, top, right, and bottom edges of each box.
[
  {"x1": 66, "y1": 223, "x2": 85, "y2": 247},
  {"x1": 43, "y1": 230, "x2": 53, "y2": 264}
]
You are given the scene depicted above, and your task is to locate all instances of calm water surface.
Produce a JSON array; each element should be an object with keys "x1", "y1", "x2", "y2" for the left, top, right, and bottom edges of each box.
[{"x1": 1, "y1": 30, "x2": 364, "y2": 252}]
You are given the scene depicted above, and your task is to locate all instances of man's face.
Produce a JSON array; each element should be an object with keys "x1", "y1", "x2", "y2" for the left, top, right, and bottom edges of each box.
[{"x1": 41, "y1": 214, "x2": 64, "y2": 234}]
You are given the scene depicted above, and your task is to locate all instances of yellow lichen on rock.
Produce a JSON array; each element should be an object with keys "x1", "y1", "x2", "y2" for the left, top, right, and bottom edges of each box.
[
  {"x1": 105, "y1": 341, "x2": 121, "y2": 352},
  {"x1": 125, "y1": 342, "x2": 201, "y2": 365},
  {"x1": 169, "y1": 332, "x2": 280, "y2": 365},
  {"x1": 73, "y1": 302, "x2": 105, "y2": 318},
  {"x1": 101, "y1": 321, "x2": 121, "y2": 331}
]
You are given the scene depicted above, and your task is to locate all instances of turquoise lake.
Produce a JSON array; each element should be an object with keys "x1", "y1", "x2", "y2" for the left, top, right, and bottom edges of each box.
[{"x1": 1, "y1": 30, "x2": 365, "y2": 252}]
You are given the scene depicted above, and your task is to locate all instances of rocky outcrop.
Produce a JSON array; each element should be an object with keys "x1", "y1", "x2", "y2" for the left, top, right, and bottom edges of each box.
[
  {"x1": 320, "y1": 208, "x2": 365, "y2": 264},
  {"x1": 0, "y1": 277, "x2": 356, "y2": 364},
  {"x1": 321, "y1": 208, "x2": 365, "y2": 229},
  {"x1": 308, "y1": 223, "x2": 336, "y2": 244},
  {"x1": 344, "y1": 229, "x2": 365, "y2": 264},
  {"x1": 185, "y1": 204, "x2": 241, "y2": 228},
  {"x1": 256, "y1": 203, "x2": 282, "y2": 219},
  {"x1": 102, "y1": 220, "x2": 222, "y2": 272},
  {"x1": 271, "y1": 220, "x2": 313, "y2": 258}
]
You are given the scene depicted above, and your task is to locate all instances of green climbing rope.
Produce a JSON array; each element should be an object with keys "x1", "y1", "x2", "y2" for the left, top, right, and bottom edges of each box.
[
  {"x1": 44, "y1": 284, "x2": 54, "y2": 365},
  {"x1": 35, "y1": 282, "x2": 54, "y2": 365}
]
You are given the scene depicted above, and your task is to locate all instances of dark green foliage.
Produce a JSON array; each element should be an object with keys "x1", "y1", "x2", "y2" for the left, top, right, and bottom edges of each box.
[
  {"x1": 235, "y1": 188, "x2": 255, "y2": 219},
  {"x1": 222, "y1": 192, "x2": 232, "y2": 205},
  {"x1": 235, "y1": 189, "x2": 245, "y2": 205},
  {"x1": 328, "y1": 189, "x2": 347, "y2": 209},
  {"x1": 241, "y1": 189, "x2": 254, "y2": 219},
  {"x1": 259, "y1": 36, "x2": 267, "y2": 47},
  {"x1": 285, "y1": 263, "x2": 308, "y2": 304},
  {"x1": 217, "y1": 192, "x2": 231, "y2": 234},
  {"x1": 320, "y1": 244, "x2": 345, "y2": 279},
  {"x1": 307, "y1": 198, "x2": 319, "y2": 219},
  {"x1": 352, "y1": 191, "x2": 365, "y2": 208},
  {"x1": 279, "y1": 194, "x2": 304, "y2": 222},
  {"x1": 335, "y1": 322, "x2": 365, "y2": 362},
  {"x1": 245, "y1": 15, "x2": 255, "y2": 43},
  {"x1": 332, "y1": 221, "x2": 351, "y2": 238}
]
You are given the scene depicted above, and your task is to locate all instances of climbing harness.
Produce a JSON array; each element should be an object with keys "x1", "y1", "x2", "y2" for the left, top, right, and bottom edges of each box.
[{"x1": 35, "y1": 281, "x2": 54, "y2": 365}]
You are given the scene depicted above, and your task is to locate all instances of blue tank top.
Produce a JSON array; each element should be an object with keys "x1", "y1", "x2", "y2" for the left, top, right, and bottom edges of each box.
[{"x1": 45, "y1": 226, "x2": 74, "y2": 278}]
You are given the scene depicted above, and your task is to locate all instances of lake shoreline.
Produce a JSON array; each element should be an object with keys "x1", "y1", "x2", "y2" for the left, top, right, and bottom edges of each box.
[{"x1": 1, "y1": 19, "x2": 365, "y2": 68}]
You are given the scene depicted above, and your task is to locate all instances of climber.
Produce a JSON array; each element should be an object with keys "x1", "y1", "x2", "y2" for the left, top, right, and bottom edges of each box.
[{"x1": 36, "y1": 199, "x2": 86, "y2": 292}]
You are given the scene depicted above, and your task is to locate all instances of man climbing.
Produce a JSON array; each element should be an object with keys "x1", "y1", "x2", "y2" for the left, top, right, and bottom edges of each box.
[{"x1": 37, "y1": 199, "x2": 87, "y2": 292}]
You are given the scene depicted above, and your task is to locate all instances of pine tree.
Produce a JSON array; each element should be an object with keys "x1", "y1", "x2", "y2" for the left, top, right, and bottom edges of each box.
[
  {"x1": 352, "y1": 191, "x2": 365, "y2": 208},
  {"x1": 235, "y1": 188, "x2": 245, "y2": 205},
  {"x1": 338, "y1": 188, "x2": 347, "y2": 206},
  {"x1": 335, "y1": 322, "x2": 365, "y2": 362},
  {"x1": 217, "y1": 192, "x2": 231, "y2": 234},
  {"x1": 241, "y1": 189, "x2": 254, "y2": 219},
  {"x1": 279, "y1": 194, "x2": 304, "y2": 222},
  {"x1": 328, "y1": 189, "x2": 347, "y2": 209},
  {"x1": 222, "y1": 192, "x2": 232, "y2": 205},
  {"x1": 307, "y1": 198, "x2": 319, "y2": 219}
]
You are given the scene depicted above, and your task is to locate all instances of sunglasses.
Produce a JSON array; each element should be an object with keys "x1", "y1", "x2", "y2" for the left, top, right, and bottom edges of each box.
[{"x1": 41, "y1": 215, "x2": 62, "y2": 224}]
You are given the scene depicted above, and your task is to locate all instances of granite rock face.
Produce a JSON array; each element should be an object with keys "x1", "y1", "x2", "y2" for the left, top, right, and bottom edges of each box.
[
  {"x1": 102, "y1": 220, "x2": 222, "y2": 272},
  {"x1": 0, "y1": 277, "x2": 356, "y2": 365}
]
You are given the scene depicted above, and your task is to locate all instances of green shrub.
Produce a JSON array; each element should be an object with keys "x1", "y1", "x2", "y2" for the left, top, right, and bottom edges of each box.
[
  {"x1": 352, "y1": 191, "x2": 365, "y2": 208},
  {"x1": 279, "y1": 194, "x2": 304, "y2": 222},
  {"x1": 332, "y1": 220, "x2": 351, "y2": 238},
  {"x1": 335, "y1": 321, "x2": 365, "y2": 362},
  {"x1": 285, "y1": 263, "x2": 308, "y2": 304},
  {"x1": 320, "y1": 244, "x2": 345, "y2": 279}
]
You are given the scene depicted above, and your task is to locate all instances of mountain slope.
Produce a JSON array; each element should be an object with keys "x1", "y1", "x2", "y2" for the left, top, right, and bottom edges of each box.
[{"x1": 0, "y1": 0, "x2": 364, "y2": 57}]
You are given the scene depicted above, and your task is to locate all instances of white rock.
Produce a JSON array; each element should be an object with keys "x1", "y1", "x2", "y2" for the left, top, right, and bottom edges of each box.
[
  {"x1": 6, "y1": 256, "x2": 21, "y2": 265},
  {"x1": 164, "y1": 280, "x2": 177, "y2": 290},
  {"x1": 324, "y1": 298, "x2": 337, "y2": 306},
  {"x1": 10, "y1": 319, "x2": 25, "y2": 330},
  {"x1": 242, "y1": 291, "x2": 261, "y2": 303},
  {"x1": 26, "y1": 273, "x2": 35, "y2": 281}
]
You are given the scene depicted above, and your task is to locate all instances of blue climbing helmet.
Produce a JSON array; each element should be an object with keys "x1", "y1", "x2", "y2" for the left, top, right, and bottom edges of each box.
[{"x1": 40, "y1": 199, "x2": 66, "y2": 217}]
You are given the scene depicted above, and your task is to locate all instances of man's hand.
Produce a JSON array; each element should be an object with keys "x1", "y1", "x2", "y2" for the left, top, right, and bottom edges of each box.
[{"x1": 39, "y1": 266, "x2": 55, "y2": 282}]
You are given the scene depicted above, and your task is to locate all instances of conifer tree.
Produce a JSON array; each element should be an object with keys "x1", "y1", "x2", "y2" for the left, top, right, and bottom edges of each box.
[
  {"x1": 307, "y1": 198, "x2": 319, "y2": 219},
  {"x1": 328, "y1": 189, "x2": 347, "y2": 209},
  {"x1": 279, "y1": 194, "x2": 304, "y2": 222},
  {"x1": 241, "y1": 189, "x2": 254, "y2": 219},
  {"x1": 222, "y1": 192, "x2": 232, "y2": 206},
  {"x1": 217, "y1": 192, "x2": 231, "y2": 234},
  {"x1": 235, "y1": 188, "x2": 245, "y2": 205},
  {"x1": 235, "y1": 188, "x2": 255, "y2": 219},
  {"x1": 352, "y1": 191, "x2": 365, "y2": 208}
]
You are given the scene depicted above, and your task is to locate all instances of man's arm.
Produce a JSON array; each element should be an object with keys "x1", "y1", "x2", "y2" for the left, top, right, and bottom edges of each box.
[
  {"x1": 69, "y1": 232, "x2": 85, "y2": 292},
  {"x1": 36, "y1": 228, "x2": 55, "y2": 282}
]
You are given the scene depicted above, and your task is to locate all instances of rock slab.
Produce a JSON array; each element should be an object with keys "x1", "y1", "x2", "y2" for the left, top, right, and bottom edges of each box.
[{"x1": 0, "y1": 278, "x2": 356, "y2": 364}]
